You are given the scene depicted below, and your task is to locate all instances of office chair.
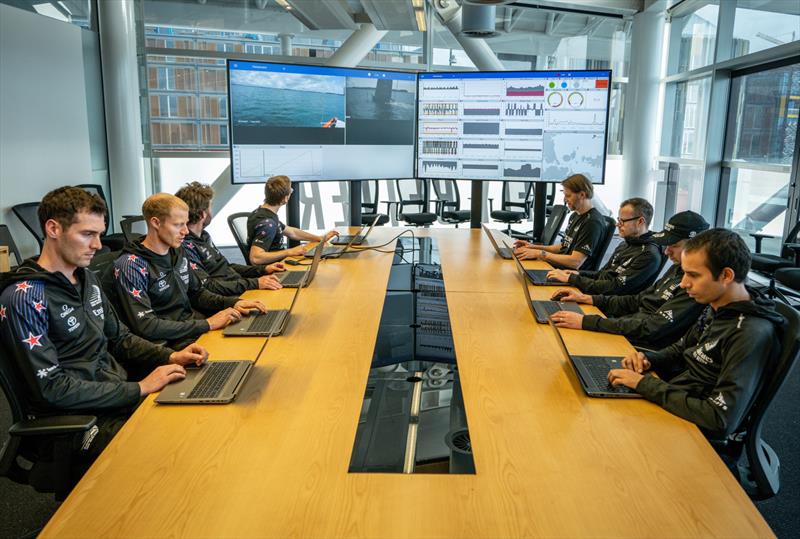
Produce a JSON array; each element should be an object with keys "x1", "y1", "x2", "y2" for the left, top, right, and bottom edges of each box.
[
  {"x1": 395, "y1": 179, "x2": 437, "y2": 227},
  {"x1": 772, "y1": 267, "x2": 800, "y2": 304},
  {"x1": 120, "y1": 215, "x2": 146, "y2": 244},
  {"x1": 489, "y1": 181, "x2": 533, "y2": 236},
  {"x1": 0, "y1": 342, "x2": 97, "y2": 501},
  {"x1": 11, "y1": 202, "x2": 44, "y2": 251},
  {"x1": 538, "y1": 204, "x2": 569, "y2": 246},
  {"x1": 0, "y1": 224, "x2": 23, "y2": 268},
  {"x1": 431, "y1": 179, "x2": 470, "y2": 227},
  {"x1": 227, "y1": 212, "x2": 251, "y2": 264},
  {"x1": 361, "y1": 180, "x2": 389, "y2": 226},
  {"x1": 582, "y1": 216, "x2": 617, "y2": 272},
  {"x1": 749, "y1": 221, "x2": 800, "y2": 297}
]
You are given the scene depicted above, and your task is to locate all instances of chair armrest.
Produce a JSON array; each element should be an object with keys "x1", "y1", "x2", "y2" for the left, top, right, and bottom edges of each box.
[
  {"x1": 785, "y1": 243, "x2": 800, "y2": 265},
  {"x1": 381, "y1": 201, "x2": 399, "y2": 221},
  {"x1": 9, "y1": 415, "x2": 97, "y2": 437},
  {"x1": 749, "y1": 232, "x2": 776, "y2": 254},
  {"x1": 487, "y1": 198, "x2": 494, "y2": 213},
  {"x1": 433, "y1": 200, "x2": 445, "y2": 216}
]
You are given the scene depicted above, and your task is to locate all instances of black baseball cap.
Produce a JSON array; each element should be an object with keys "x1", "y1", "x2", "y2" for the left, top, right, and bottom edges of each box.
[{"x1": 651, "y1": 211, "x2": 710, "y2": 246}]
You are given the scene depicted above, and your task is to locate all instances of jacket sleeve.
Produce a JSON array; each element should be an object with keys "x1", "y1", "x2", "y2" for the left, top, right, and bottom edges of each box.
[
  {"x1": 186, "y1": 260, "x2": 239, "y2": 314},
  {"x1": 636, "y1": 323, "x2": 775, "y2": 438},
  {"x1": 583, "y1": 288, "x2": 701, "y2": 344},
  {"x1": 114, "y1": 255, "x2": 209, "y2": 341},
  {"x1": 103, "y1": 294, "x2": 173, "y2": 375},
  {"x1": 0, "y1": 282, "x2": 140, "y2": 411},
  {"x1": 230, "y1": 263, "x2": 265, "y2": 278},
  {"x1": 569, "y1": 246, "x2": 662, "y2": 296},
  {"x1": 182, "y1": 245, "x2": 255, "y2": 296},
  {"x1": 591, "y1": 291, "x2": 642, "y2": 317}
]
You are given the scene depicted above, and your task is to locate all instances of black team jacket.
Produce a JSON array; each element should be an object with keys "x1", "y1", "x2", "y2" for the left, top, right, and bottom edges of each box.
[
  {"x1": 636, "y1": 290, "x2": 784, "y2": 439},
  {"x1": 182, "y1": 229, "x2": 266, "y2": 296},
  {"x1": 582, "y1": 263, "x2": 705, "y2": 349},
  {"x1": 567, "y1": 231, "x2": 663, "y2": 295},
  {"x1": 111, "y1": 240, "x2": 239, "y2": 347},
  {"x1": 0, "y1": 261, "x2": 172, "y2": 414}
]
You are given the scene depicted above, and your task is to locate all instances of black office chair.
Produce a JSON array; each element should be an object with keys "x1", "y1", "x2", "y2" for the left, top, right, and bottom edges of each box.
[
  {"x1": 431, "y1": 179, "x2": 470, "y2": 227},
  {"x1": 395, "y1": 179, "x2": 437, "y2": 227},
  {"x1": 0, "y1": 342, "x2": 97, "y2": 501},
  {"x1": 11, "y1": 202, "x2": 44, "y2": 251},
  {"x1": 772, "y1": 267, "x2": 800, "y2": 304},
  {"x1": 227, "y1": 212, "x2": 251, "y2": 264},
  {"x1": 361, "y1": 180, "x2": 389, "y2": 226},
  {"x1": 749, "y1": 221, "x2": 800, "y2": 297},
  {"x1": 582, "y1": 216, "x2": 617, "y2": 272},
  {"x1": 489, "y1": 181, "x2": 533, "y2": 236},
  {"x1": 538, "y1": 204, "x2": 569, "y2": 246},
  {"x1": 0, "y1": 224, "x2": 23, "y2": 268},
  {"x1": 120, "y1": 215, "x2": 146, "y2": 244}
]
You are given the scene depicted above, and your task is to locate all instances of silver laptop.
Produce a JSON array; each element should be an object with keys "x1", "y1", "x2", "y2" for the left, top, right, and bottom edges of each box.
[
  {"x1": 507, "y1": 242, "x2": 559, "y2": 285},
  {"x1": 548, "y1": 320, "x2": 641, "y2": 398},
  {"x1": 331, "y1": 214, "x2": 380, "y2": 245},
  {"x1": 277, "y1": 233, "x2": 324, "y2": 287},
  {"x1": 223, "y1": 272, "x2": 306, "y2": 337},
  {"x1": 513, "y1": 257, "x2": 583, "y2": 324},
  {"x1": 482, "y1": 224, "x2": 513, "y2": 259},
  {"x1": 306, "y1": 215, "x2": 379, "y2": 258}
]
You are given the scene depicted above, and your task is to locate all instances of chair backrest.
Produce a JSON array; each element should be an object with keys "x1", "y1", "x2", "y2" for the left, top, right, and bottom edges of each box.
[
  {"x1": 501, "y1": 181, "x2": 533, "y2": 214},
  {"x1": 583, "y1": 216, "x2": 617, "y2": 272},
  {"x1": 0, "y1": 340, "x2": 33, "y2": 426},
  {"x1": 361, "y1": 180, "x2": 379, "y2": 213},
  {"x1": 11, "y1": 202, "x2": 43, "y2": 250},
  {"x1": 227, "y1": 212, "x2": 251, "y2": 264},
  {"x1": 541, "y1": 204, "x2": 568, "y2": 246},
  {"x1": 740, "y1": 300, "x2": 800, "y2": 499},
  {"x1": 120, "y1": 215, "x2": 146, "y2": 243},
  {"x1": 430, "y1": 179, "x2": 460, "y2": 210},
  {"x1": 396, "y1": 179, "x2": 430, "y2": 214},
  {"x1": 0, "y1": 224, "x2": 23, "y2": 267}
]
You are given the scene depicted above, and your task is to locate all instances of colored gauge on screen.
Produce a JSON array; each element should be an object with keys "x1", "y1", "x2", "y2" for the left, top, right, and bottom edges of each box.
[
  {"x1": 547, "y1": 92, "x2": 563, "y2": 108},
  {"x1": 568, "y1": 92, "x2": 584, "y2": 107}
]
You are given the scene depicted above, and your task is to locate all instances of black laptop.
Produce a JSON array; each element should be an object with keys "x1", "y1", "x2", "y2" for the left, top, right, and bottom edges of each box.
[
  {"x1": 514, "y1": 259, "x2": 583, "y2": 323},
  {"x1": 507, "y1": 242, "x2": 560, "y2": 285},
  {"x1": 305, "y1": 216, "x2": 377, "y2": 258},
  {"x1": 331, "y1": 214, "x2": 380, "y2": 245},
  {"x1": 482, "y1": 224, "x2": 512, "y2": 259},
  {"x1": 548, "y1": 321, "x2": 641, "y2": 398},
  {"x1": 223, "y1": 273, "x2": 305, "y2": 337},
  {"x1": 277, "y1": 232, "x2": 324, "y2": 287}
]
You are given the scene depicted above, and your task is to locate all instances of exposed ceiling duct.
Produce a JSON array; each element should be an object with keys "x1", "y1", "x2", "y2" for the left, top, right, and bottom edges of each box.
[
  {"x1": 461, "y1": 3, "x2": 498, "y2": 38},
  {"x1": 281, "y1": 0, "x2": 357, "y2": 30},
  {"x1": 462, "y1": 0, "x2": 515, "y2": 4}
]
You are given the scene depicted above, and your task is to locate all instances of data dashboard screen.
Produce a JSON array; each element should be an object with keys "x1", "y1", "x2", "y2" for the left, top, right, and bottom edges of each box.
[
  {"x1": 228, "y1": 61, "x2": 417, "y2": 183},
  {"x1": 416, "y1": 70, "x2": 611, "y2": 183}
]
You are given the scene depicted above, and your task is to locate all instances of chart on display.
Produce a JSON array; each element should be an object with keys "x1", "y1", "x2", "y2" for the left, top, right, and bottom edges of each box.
[
  {"x1": 228, "y1": 61, "x2": 417, "y2": 183},
  {"x1": 417, "y1": 70, "x2": 611, "y2": 183}
]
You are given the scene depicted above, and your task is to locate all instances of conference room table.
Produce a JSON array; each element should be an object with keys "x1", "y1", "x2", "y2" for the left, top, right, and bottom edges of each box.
[{"x1": 40, "y1": 227, "x2": 774, "y2": 538}]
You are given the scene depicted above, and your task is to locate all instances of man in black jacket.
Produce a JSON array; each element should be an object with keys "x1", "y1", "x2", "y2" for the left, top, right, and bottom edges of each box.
[
  {"x1": 608, "y1": 229, "x2": 784, "y2": 440},
  {"x1": 112, "y1": 193, "x2": 266, "y2": 349},
  {"x1": 545, "y1": 197, "x2": 663, "y2": 295},
  {"x1": 551, "y1": 211, "x2": 709, "y2": 349},
  {"x1": 175, "y1": 181, "x2": 285, "y2": 296},
  {"x1": 0, "y1": 187, "x2": 205, "y2": 467}
]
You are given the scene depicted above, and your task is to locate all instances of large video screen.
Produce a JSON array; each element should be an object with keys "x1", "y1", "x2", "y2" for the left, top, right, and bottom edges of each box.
[
  {"x1": 228, "y1": 61, "x2": 417, "y2": 183},
  {"x1": 416, "y1": 70, "x2": 611, "y2": 183}
]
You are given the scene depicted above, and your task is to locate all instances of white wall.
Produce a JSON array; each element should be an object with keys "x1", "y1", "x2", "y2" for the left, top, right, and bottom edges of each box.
[{"x1": 0, "y1": 4, "x2": 108, "y2": 259}]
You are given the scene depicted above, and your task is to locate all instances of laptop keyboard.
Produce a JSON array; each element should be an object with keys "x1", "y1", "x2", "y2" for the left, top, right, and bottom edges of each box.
[
  {"x1": 249, "y1": 310, "x2": 283, "y2": 333},
  {"x1": 281, "y1": 271, "x2": 307, "y2": 286},
  {"x1": 187, "y1": 362, "x2": 238, "y2": 399},
  {"x1": 582, "y1": 359, "x2": 634, "y2": 394}
]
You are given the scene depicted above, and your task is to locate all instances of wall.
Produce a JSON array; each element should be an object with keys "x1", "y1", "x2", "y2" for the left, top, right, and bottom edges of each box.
[{"x1": 0, "y1": 3, "x2": 108, "y2": 259}]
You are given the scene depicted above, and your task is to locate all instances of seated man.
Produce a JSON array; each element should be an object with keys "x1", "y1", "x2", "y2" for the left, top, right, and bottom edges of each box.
[
  {"x1": 546, "y1": 197, "x2": 663, "y2": 295},
  {"x1": 0, "y1": 186, "x2": 205, "y2": 472},
  {"x1": 513, "y1": 174, "x2": 607, "y2": 270},
  {"x1": 175, "y1": 181, "x2": 285, "y2": 295},
  {"x1": 551, "y1": 211, "x2": 709, "y2": 350},
  {"x1": 608, "y1": 229, "x2": 784, "y2": 440},
  {"x1": 246, "y1": 175, "x2": 339, "y2": 265},
  {"x1": 112, "y1": 193, "x2": 265, "y2": 350}
]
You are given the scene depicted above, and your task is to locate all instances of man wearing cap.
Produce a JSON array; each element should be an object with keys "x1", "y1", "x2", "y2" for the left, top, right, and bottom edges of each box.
[{"x1": 550, "y1": 211, "x2": 709, "y2": 350}]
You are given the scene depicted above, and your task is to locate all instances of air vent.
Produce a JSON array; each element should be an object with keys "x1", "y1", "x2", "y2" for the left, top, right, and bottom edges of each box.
[{"x1": 446, "y1": 429, "x2": 472, "y2": 454}]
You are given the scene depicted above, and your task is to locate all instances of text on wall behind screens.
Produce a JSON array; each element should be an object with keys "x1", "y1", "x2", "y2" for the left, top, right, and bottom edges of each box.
[
  {"x1": 417, "y1": 70, "x2": 611, "y2": 183},
  {"x1": 228, "y1": 61, "x2": 417, "y2": 183}
]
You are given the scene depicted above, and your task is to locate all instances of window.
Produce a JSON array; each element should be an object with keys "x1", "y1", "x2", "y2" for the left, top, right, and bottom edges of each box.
[
  {"x1": 661, "y1": 77, "x2": 712, "y2": 159},
  {"x1": 732, "y1": 0, "x2": 800, "y2": 58},
  {"x1": 668, "y1": 1, "x2": 719, "y2": 75}
]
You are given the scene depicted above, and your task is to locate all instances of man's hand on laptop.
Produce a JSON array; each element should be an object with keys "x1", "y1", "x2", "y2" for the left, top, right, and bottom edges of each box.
[
  {"x1": 514, "y1": 247, "x2": 541, "y2": 260},
  {"x1": 207, "y1": 308, "x2": 243, "y2": 330},
  {"x1": 258, "y1": 275, "x2": 283, "y2": 290},
  {"x1": 323, "y1": 230, "x2": 340, "y2": 242},
  {"x1": 550, "y1": 310, "x2": 583, "y2": 329},
  {"x1": 621, "y1": 351, "x2": 651, "y2": 374},
  {"x1": 287, "y1": 244, "x2": 308, "y2": 257},
  {"x1": 234, "y1": 299, "x2": 267, "y2": 315},
  {"x1": 550, "y1": 289, "x2": 591, "y2": 304},
  {"x1": 265, "y1": 262, "x2": 285, "y2": 274},
  {"x1": 607, "y1": 368, "x2": 643, "y2": 390},
  {"x1": 513, "y1": 239, "x2": 532, "y2": 249},
  {"x1": 139, "y1": 364, "x2": 187, "y2": 396},
  {"x1": 169, "y1": 343, "x2": 208, "y2": 367},
  {"x1": 546, "y1": 269, "x2": 577, "y2": 282}
]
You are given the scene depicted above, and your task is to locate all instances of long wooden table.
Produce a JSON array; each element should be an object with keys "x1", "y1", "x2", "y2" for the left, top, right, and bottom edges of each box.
[{"x1": 41, "y1": 228, "x2": 774, "y2": 538}]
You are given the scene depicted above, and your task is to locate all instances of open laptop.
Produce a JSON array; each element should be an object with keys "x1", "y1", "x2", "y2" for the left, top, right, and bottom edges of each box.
[
  {"x1": 155, "y1": 332, "x2": 274, "y2": 405},
  {"x1": 548, "y1": 320, "x2": 641, "y2": 398},
  {"x1": 507, "y1": 241, "x2": 560, "y2": 285},
  {"x1": 305, "y1": 216, "x2": 377, "y2": 258},
  {"x1": 331, "y1": 214, "x2": 380, "y2": 245},
  {"x1": 482, "y1": 224, "x2": 512, "y2": 259},
  {"x1": 277, "y1": 233, "x2": 324, "y2": 287},
  {"x1": 223, "y1": 273, "x2": 306, "y2": 337},
  {"x1": 513, "y1": 257, "x2": 583, "y2": 324}
]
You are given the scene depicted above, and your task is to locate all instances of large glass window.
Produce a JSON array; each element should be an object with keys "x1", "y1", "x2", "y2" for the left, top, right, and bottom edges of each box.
[
  {"x1": 0, "y1": 0, "x2": 92, "y2": 28},
  {"x1": 661, "y1": 76, "x2": 712, "y2": 159},
  {"x1": 668, "y1": 1, "x2": 719, "y2": 75},
  {"x1": 732, "y1": 1, "x2": 800, "y2": 58}
]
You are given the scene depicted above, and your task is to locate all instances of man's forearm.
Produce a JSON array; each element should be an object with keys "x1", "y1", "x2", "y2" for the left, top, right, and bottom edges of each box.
[
  {"x1": 543, "y1": 251, "x2": 585, "y2": 269},
  {"x1": 250, "y1": 248, "x2": 290, "y2": 265}
]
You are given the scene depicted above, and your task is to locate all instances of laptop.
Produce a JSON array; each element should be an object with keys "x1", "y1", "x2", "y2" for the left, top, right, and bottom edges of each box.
[
  {"x1": 277, "y1": 233, "x2": 324, "y2": 287},
  {"x1": 548, "y1": 320, "x2": 641, "y2": 398},
  {"x1": 506, "y1": 241, "x2": 560, "y2": 285},
  {"x1": 155, "y1": 332, "x2": 274, "y2": 405},
  {"x1": 305, "y1": 217, "x2": 376, "y2": 258},
  {"x1": 514, "y1": 259, "x2": 583, "y2": 323},
  {"x1": 223, "y1": 273, "x2": 306, "y2": 337},
  {"x1": 482, "y1": 224, "x2": 512, "y2": 259},
  {"x1": 331, "y1": 214, "x2": 380, "y2": 245}
]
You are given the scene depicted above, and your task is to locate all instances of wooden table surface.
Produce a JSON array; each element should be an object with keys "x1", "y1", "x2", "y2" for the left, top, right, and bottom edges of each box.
[{"x1": 41, "y1": 227, "x2": 773, "y2": 538}]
